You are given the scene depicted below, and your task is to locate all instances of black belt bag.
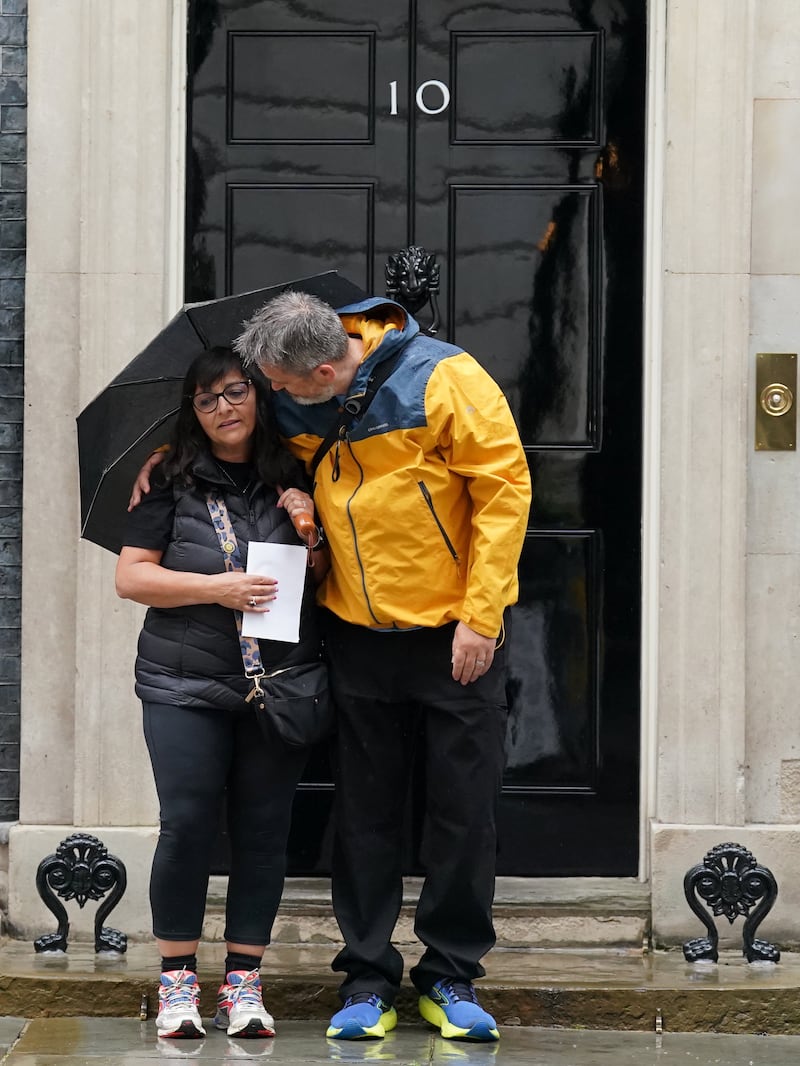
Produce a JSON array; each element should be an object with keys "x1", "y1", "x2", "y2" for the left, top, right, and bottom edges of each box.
[{"x1": 206, "y1": 494, "x2": 333, "y2": 749}]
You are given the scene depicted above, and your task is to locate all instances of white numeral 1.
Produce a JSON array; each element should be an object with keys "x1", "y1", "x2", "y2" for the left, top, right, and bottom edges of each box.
[{"x1": 389, "y1": 80, "x2": 398, "y2": 116}]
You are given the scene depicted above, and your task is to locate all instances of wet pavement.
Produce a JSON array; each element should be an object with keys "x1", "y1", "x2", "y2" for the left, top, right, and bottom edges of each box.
[{"x1": 1, "y1": 1018, "x2": 800, "y2": 1066}]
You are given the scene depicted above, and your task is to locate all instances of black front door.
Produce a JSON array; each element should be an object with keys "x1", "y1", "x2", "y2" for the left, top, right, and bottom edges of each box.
[{"x1": 188, "y1": 0, "x2": 645, "y2": 876}]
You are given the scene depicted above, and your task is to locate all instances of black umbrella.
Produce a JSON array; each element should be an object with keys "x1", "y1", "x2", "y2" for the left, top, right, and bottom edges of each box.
[{"x1": 78, "y1": 271, "x2": 367, "y2": 554}]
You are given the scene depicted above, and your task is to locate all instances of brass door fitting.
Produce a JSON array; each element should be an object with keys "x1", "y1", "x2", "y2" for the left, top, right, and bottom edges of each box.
[{"x1": 755, "y1": 353, "x2": 796, "y2": 451}]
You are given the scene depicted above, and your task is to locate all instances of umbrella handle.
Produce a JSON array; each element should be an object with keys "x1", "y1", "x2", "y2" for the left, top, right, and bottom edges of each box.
[
  {"x1": 292, "y1": 510, "x2": 318, "y2": 544},
  {"x1": 291, "y1": 512, "x2": 326, "y2": 572}
]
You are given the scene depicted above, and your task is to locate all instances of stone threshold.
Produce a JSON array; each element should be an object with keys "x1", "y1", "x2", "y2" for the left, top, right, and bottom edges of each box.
[
  {"x1": 207, "y1": 876, "x2": 652, "y2": 911},
  {"x1": 204, "y1": 876, "x2": 652, "y2": 950}
]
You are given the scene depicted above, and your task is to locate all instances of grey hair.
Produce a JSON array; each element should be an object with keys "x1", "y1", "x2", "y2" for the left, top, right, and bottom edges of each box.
[{"x1": 234, "y1": 290, "x2": 348, "y2": 374}]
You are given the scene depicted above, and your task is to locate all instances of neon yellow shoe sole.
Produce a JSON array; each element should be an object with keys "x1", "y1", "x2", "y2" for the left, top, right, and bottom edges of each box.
[
  {"x1": 326, "y1": 1002, "x2": 397, "y2": 1040},
  {"x1": 419, "y1": 993, "x2": 500, "y2": 1042}
]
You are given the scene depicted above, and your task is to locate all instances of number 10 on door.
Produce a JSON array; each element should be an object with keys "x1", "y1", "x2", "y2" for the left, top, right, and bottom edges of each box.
[{"x1": 389, "y1": 80, "x2": 451, "y2": 116}]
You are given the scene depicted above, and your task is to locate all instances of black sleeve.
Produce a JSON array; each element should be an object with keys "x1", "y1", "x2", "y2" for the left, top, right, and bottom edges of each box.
[
  {"x1": 287, "y1": 457, "x2": 312, "y2": 494},
  {"x1": 121, "y1": 482, "x2": 177, "y2": 552}
]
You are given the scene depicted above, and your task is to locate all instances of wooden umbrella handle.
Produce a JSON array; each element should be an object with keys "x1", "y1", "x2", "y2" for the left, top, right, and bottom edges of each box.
[{"x1": 291, "y1": 510, "x2": 317, "y2": 543}]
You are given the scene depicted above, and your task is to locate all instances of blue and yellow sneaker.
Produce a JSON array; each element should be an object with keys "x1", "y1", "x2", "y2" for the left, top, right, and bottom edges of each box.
[
  {"x1": 419, "y1": 979, "x2": 499, "y2": 1041},
  {"x1": 326, "y1": 992, "x2": 398, "y2": 1040}
]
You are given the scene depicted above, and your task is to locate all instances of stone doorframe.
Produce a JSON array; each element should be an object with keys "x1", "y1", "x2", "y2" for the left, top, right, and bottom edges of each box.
[{"x1": 14, "y1": 0, "x2": 797, "y2": 947}]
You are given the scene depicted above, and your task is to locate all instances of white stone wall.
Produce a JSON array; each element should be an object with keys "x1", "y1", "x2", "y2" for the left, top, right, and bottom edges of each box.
[{"x1": 746, "y1": 1, "x2": 800, "y2": 825}]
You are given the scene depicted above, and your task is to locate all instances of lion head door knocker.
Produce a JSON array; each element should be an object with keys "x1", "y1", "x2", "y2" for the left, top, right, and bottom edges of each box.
[
  {"x1": 682, "y1": 842, "x2": 779, "y2": 964},
  {"x1": 385, "y1": 245, "x2": 440, "y2": 335},
  {"x1": 34, "y1": 833, "x2": 128, "y2": 954}
]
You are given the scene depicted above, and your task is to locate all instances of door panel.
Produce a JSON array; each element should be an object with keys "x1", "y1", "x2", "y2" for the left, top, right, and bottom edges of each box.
[
  {"x1": 448, "y1": 185, "x2": 598, "y2": 444},
  {"x1": 451, "y1": 33, "x2": 601, "y2": 145},
  {"x1": 188, "y1": 0, "x2": 645, "y2": 877},
  {"x1": 228, "y1": 32, "x2": 375, "y2": 143},
  {"x1": 228, "y1": 183, "x2": 375, "y2": 295},
  {"x1": 506, "y1": 532, "x2": 600, "y2": 788}
]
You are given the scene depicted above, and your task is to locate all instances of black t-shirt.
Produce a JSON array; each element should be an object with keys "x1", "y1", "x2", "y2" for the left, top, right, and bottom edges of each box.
[{"x1": 123, "y1": 460, "x2": 257, "y2": 552}]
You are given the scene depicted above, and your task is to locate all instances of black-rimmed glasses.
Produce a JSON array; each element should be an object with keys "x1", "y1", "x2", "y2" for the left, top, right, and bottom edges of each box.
[{"x1": 191, "y1": 380, "x2": 251, "y2": 414}]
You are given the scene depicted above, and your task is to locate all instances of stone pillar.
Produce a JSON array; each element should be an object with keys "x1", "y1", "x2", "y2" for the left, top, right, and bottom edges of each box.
[
  {"x1": 650, "y1": 0, "x2": 755, "y2": 941},
  {"x1": 10, "y1": 0, "x2": 185, "y2": 938}
]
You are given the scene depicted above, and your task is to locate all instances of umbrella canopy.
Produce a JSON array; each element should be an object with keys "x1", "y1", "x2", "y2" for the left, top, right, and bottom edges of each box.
[{"x1": 78, "y1": 271, "x2": 367, "y2": 554}]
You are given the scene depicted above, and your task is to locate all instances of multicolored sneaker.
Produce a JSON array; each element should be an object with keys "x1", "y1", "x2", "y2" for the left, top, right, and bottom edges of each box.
[
  {"x1": 214, "y1": 969, "x2": 276, "y2": 1038},
  {"x1": 326, "y1": 992, "x2": 398, "y2": 1040},
  {"x1": 419, "y1": 979, "x2": 499, "y2": 1042},
  {"x1": 156, "y1": 968, "x2": 206, "y2": 1039}
]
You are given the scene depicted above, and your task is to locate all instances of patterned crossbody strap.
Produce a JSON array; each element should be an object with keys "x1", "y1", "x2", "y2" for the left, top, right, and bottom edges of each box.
[{"x1": 205, "y1": 495, "x2": 266, "y2": 701}]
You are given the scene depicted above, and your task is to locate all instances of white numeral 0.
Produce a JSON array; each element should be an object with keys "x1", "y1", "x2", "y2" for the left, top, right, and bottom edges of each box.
[
  {"x1": 416, "y1": 79, "x2": 450, "y2": 115},
  {"x1": 388, "y1": 80, "x2": 451, "y2": 116}
]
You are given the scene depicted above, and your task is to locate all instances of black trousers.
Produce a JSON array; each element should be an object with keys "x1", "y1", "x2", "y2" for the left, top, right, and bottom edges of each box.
[
  {"x1": 324, "y1": 612, "x2": 508, "y2": 1002},
  {"x1": 143, "y1": 700, "x2": 307, "y2": 945}
]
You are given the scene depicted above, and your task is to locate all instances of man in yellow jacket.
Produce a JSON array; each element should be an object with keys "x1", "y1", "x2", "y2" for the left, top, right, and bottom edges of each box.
[{"x1": 234, "y1": 290, "x2": 531, "y2": 1043}]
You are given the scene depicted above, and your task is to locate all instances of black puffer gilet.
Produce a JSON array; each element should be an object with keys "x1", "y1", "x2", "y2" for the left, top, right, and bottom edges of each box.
[{"x1": 135, "y1": 454, "x2": 320, "y2": 711}]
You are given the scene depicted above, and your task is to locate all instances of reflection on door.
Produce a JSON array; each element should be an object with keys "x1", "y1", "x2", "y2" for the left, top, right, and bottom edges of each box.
[{"x1": 188, "y1": 0, "x2": 645, "y2": 876}]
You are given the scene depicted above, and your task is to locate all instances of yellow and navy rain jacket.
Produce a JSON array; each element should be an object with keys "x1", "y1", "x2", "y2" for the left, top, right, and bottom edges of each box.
[{"x1": 272, "y1": 297, "x2": 532, "y2": 638}]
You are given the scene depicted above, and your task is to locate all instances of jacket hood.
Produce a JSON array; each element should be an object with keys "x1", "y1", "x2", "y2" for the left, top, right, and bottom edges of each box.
[
  {"x1": 335, "y1": 296, "x2": 420, "y2": 396},
  {"x1": 335, "y1": 294, "x2": 415, "y2": 328}
]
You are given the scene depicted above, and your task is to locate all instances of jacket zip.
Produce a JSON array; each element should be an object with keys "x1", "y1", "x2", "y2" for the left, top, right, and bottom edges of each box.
[
  {"x1": 343, "y1": 433, "x2": 382, "y2": 626},
  {"x1": 417, "y1": 481, "x2": 460, "y2": 568}
]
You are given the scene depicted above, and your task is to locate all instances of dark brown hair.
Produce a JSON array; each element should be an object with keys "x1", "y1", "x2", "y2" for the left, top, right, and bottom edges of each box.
[{"x1": 160, "y1": 346, "x2": 300, "y2": 489}]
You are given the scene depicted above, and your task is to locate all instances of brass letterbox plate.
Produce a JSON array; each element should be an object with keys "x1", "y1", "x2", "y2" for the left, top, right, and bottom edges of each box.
[{"x1": 755, "y1": 353, "x2": 797, "y2": 451}]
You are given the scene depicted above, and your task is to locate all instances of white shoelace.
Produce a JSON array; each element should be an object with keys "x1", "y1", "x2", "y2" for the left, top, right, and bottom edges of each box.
[
  {"x1": 161, "y1": 969, "x2": 199, "y2": 1009},
  {"x1": 227, "y1": 970, "x2": 263, "y2": 1008}
]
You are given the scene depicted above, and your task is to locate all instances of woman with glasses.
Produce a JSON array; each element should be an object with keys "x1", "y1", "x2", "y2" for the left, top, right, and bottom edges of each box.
[{"x1": 115, "y1": 346, "x2": 328, "y2": 1042}]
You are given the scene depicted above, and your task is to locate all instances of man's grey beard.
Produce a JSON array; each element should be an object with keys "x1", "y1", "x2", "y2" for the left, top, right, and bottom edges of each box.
[{"x1": 290, "y1": 385, "x2": 337, "y2": 406}]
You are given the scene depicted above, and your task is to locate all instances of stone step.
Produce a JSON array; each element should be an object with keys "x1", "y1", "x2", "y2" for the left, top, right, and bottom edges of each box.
[
  {"x1": 3, "y1": 940, "x2": 800, "y2": 1035},
  {"x1": 203, "y1": 876, "x2": 652, "y2": 949}
]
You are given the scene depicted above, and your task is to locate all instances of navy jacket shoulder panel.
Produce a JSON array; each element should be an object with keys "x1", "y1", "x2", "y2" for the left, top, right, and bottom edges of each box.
[{"x1": 350, "y1": 333, "x2": 465, "y2": 439}]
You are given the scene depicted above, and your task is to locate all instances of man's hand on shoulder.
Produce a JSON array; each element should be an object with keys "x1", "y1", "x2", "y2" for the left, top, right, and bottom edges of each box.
[
  {"x1": 128, "y1": 446, "x2": 168, "y2": 510},
  {"x1": 451, "y1": 621, "x2": 495, "y2": 686}
]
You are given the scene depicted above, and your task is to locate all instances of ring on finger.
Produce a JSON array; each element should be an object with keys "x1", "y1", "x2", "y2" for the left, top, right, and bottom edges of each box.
[
  {"x1": 476, "y1": 659, "x2": 486, "y2": 665},
  {"x1": 248, "y1": 597, "x2": 257, "y2": 607}
]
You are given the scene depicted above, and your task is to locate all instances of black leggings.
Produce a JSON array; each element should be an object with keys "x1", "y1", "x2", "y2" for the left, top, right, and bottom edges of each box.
[{"x1": 143, "y1": 701, "x2": 307, "y2": 945}]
